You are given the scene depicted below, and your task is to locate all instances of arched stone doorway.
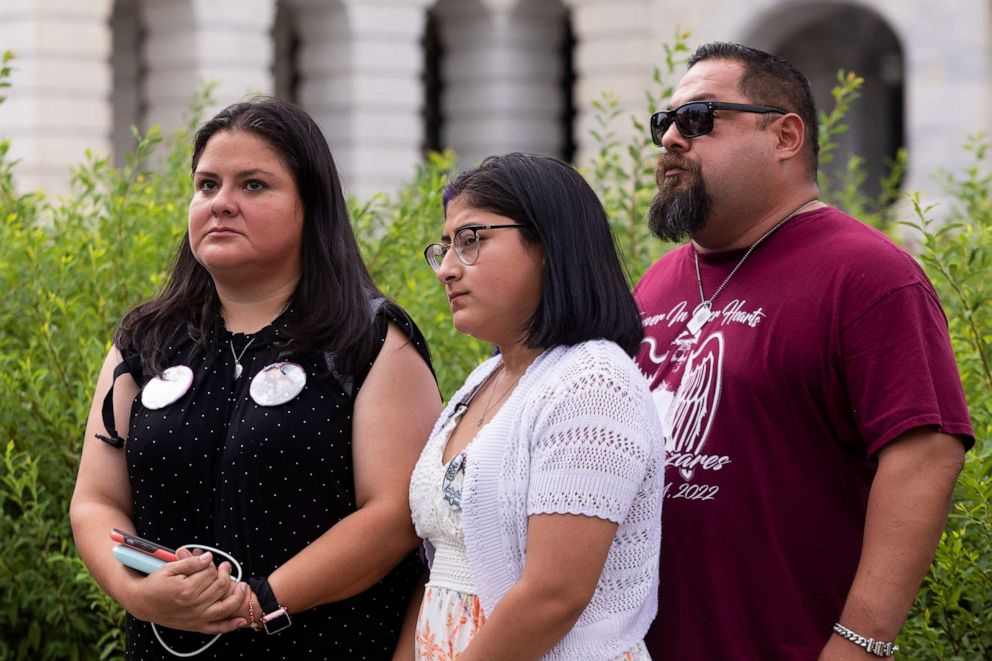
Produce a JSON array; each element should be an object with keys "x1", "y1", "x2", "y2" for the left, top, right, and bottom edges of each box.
[
  {"x1": 110, "y1": 0, "x2": 146, "y2": 167},
  {"x1": 746, "y1": 3, "x2": 905, "y2": 203},
  {"x1": 272, "y1": 0, "x2": 303, "y2": 103},
  {"x1": 428, "y1": 0, "x2": 574, "y2": 166}
]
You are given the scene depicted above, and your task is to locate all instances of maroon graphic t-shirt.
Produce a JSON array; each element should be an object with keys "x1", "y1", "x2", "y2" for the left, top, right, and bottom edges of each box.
[{"x1": 635, "y1": 207, "x2": 973, "y2": 660}]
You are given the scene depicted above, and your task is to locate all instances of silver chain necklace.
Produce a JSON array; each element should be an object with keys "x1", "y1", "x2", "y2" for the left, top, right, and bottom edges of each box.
[
  {"x1": 687, "y1": 199, "x2": 819, "y2": 336},
  {"x1": 229, "y1": 336, "x2": 257, "y2": 380}
]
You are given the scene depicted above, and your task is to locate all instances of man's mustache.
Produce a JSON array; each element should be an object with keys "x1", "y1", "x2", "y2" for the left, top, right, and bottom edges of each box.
[{"x1": 654, "y1": 153, "x2": 699, "y2": 188}]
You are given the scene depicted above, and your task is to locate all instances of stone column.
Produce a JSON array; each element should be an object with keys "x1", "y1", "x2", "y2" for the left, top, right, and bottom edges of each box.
[
  {"x1": 565, "y1": 0, "x2": 655, "y2": 167},
  {"x1": 437, "y1": 0, "x2": 568, "y2": 168},
  {"x1": 0, "y1": 0, "x2": 114, "y2": 195},
  {"x1": 110, "y1": 0, "x2": 143, "y2": 166},
  {"x1": 292, "y1": 0, "x2": 432, "y2": 200},
  {"x1": 141, "y1": 0, "x2": 277, "y2": 136}
]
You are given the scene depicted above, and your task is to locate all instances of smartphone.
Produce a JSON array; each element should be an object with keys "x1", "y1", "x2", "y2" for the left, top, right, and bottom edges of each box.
[
  {"x1": 110, "y1": 528, "x2": 177, "y2": 562},
  {"x1": 113, "y1": 544, "x2": 167, "y2": 574}
]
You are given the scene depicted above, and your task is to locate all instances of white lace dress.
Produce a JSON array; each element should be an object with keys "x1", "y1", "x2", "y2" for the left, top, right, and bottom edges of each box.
[{"x1": 409, "y1": 395, "x2": 653, "y2": 661}]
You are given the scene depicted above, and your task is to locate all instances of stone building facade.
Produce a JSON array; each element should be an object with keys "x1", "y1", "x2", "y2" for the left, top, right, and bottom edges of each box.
[{"x1": 1, "y1": 0, "x2": 989, "y2": 205}]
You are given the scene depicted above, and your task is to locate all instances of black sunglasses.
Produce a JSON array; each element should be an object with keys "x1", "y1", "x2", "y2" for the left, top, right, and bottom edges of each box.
[{"x1": 650, "y1": 101, "x2": 787, "y2": 144}]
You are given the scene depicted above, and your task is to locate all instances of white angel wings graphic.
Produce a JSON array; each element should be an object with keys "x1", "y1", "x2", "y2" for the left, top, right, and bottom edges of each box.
[{"x1": 666, "y1": 333, "x2": 724, "y2": 481}]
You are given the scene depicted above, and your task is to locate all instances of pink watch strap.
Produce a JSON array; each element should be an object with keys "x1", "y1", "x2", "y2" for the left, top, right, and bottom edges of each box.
[{"x1": 262, "y1": 607, "x2": 287, "y2": 623}]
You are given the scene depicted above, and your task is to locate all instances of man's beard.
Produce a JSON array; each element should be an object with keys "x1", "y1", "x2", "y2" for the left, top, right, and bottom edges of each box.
[{"x1": 647, "y1": 154, "x2": 711, "y2": 242}]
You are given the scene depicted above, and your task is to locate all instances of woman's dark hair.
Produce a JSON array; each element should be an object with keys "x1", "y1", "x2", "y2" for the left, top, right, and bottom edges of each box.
[
  {"x1": 115, "y1": 97, "x2": 384, "y2": 374},
  {"x1": 442, "y1": 152, "x2": 643, "y2": 356}
]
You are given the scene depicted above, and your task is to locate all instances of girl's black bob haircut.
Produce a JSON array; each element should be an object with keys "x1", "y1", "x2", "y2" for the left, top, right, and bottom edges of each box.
[{"x1": 442, "y1": 152, "x2": 643, "y2": 356}]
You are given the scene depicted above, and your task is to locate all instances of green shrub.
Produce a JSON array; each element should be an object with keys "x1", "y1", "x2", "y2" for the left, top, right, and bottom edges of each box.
[
  {"x1": 585, "y1": 29, "x2": 691, "y2": 282},
  {"x1": 0, "y1": 53, "x2": 191, "y2": 656},
  {"x1": 350, "y1": 150, "x2": 490, "y2": 397},
  {"x1": 815, "y1": 69, "x2": 907, "y2": 234},
  {"x1": 896, "y1": 137, "x2": 992, "y2": 659}
]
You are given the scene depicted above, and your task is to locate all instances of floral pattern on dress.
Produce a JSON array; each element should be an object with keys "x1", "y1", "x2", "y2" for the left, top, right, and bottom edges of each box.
[
  {"x1": 415, "y1": 586, "x2": 484, "y2": 660},
  {"x1": 414, "y1": 586, "x2": 652, "y2": 660}
]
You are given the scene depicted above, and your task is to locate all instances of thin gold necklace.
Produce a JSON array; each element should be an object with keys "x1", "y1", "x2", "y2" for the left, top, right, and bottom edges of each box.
[{"x1": 477, "y1": 364, "x2": 521, "y2": 428}]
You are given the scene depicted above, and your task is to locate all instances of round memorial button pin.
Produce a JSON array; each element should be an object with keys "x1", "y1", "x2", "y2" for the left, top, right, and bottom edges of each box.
[
  {"x1": 140, "y1": 365, "x2": 194, "y2": 410},
  {"x1": 249, "y1": 362, "x2": 307, "y2": 406}
]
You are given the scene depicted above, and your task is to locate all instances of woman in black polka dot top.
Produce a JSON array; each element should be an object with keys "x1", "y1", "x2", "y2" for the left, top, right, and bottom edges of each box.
[{"x1": 70, "y1": 98, "x2": 441, "y2": 659}]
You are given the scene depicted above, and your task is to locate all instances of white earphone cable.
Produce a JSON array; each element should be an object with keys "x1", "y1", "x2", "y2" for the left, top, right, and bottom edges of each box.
[{"x1": 151, "y1": 544, "x2": 243, "y2": 658}]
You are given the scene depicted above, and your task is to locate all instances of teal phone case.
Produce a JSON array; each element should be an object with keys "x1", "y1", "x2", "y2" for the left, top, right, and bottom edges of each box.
[{"x1": 113, "y1": 544, "x2": 167, "y2": 574}]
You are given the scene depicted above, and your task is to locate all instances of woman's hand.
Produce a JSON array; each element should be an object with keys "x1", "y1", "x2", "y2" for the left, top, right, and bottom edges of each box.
[
  {"x1": 126, "y1": 552, "x2": 249, "y2": 634},
  {"x1": 71, "y1": 346, "x2": 249, "y2": 635}
]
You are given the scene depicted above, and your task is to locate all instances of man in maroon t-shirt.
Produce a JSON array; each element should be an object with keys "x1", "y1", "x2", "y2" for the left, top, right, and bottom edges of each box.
[{"x1": 636, "y1": 42, "x2": 973, "y2": 660}]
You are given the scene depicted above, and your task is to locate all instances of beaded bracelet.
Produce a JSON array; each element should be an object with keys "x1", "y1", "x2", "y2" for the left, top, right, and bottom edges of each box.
[{"x1": 247, "y1": 592, "x2": 259, "y2": 632}]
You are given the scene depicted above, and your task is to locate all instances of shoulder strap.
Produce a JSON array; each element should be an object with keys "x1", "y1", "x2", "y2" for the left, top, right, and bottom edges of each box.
[
  {"x1": 95, "y1": 355, "x2": 143, "y2": 448},
  {"x1": 370, "y1": 298, "x2": 435, "y2": 382},
  {"x1": 323, "y1": 297, "x2": 436, "y2": 399}
]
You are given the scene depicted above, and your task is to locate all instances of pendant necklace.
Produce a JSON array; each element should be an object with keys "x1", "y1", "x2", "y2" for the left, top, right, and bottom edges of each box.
[
  {"x1": 477, "y1": 364, "x2": 521, "y2": 428},
  {"x1": 229, "y1": 336, "x2": 257, "y2": 380},
  {"x1": 687, "y1": 199, "x2": 819, "y2": 336}
]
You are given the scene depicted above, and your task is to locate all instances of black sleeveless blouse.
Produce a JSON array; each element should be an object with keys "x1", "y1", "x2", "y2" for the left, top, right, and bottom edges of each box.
[{"x1": 122, "y1": 303, "x2": 432, "y2": 659}]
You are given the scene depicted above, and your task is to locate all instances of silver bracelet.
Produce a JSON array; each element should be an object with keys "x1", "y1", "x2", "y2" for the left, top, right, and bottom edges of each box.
[{"x1": 833, "y1": 623, "x2": 899, "y2": 657}]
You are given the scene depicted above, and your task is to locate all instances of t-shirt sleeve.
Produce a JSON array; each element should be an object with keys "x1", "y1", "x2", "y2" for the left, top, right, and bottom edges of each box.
[
  {"x1": 841, "y1": 282, "x2": 974, "y2": 455},
  {"x1": 526, "y1": 348, "x2": 660, "y2": 523}
]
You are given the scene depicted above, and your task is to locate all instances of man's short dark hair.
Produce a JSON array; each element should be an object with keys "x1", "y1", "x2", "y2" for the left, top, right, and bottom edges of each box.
[
  {"x1": 442, "y1": 153, "x2": 643, "y2": 356},
  {"x1": 689, "y1": 42, "x2": 819, "y2": 180}
]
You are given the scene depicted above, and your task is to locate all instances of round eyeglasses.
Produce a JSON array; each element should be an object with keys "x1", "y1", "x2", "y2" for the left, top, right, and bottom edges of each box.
[
  {"x1": 650, "y1": 101, "x2": 787, "y2": 144},
  {"x1": 424, "y1": 223, "x2": 530, "y2": 272}
]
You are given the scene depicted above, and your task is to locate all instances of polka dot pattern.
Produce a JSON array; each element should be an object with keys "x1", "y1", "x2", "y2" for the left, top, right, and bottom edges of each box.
[{"x1": 122, "y1": 304, "x2": 431, "y2": 659}]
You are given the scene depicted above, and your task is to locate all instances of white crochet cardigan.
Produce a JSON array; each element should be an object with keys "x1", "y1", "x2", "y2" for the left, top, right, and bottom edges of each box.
[{"x1": 415, "y1": 339, "x2": 664, "y2": 660}]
